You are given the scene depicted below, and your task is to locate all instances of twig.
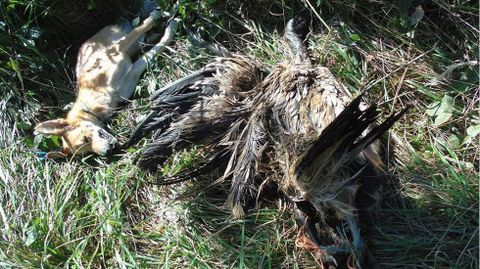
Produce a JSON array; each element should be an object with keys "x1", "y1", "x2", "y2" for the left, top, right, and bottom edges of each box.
[
  {"x1": 439, "y1": 61, "x2": 479, "y2": 81},
  {"x1": 303, "y1": 0, "x2": 331, "y2": 32},
  {"x1": 390, "y1": 68, "x2": 408, "y2": 113}
]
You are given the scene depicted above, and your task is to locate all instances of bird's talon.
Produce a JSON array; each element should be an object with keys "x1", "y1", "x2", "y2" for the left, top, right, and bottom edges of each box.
[{"x1": 347, "y1": 254, "x2": 358, "y2": 269}]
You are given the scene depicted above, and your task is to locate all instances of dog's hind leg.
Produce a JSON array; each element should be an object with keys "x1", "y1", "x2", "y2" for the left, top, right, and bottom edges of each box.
[
  {"x1": 116, "y1": 10, "x2": 164, "y2": 54},
  {"x1": 132, "y1": 18, "x2": 180, "y2": 75},
  {"x1": 118, "y1": 18, "x2": 180, "y2": 99}
]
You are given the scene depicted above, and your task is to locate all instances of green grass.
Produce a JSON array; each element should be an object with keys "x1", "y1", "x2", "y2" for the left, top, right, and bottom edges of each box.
[{"x1": 1, "y1": 0, "x2": 478, "y2": 268}]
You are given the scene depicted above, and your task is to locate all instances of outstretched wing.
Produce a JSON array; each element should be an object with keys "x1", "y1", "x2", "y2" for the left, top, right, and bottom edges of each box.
[
  {"x1": 123, "y1": 67, "x2": 218, "y2": 148},
  {"x1": 134, "y1": 56, "x2": 265, "y2": 171}
]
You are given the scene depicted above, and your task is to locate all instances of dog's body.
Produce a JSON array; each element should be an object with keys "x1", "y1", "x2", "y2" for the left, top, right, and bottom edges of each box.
[{"x1": 35, "y1": 11, "x2": 179, "y2": 156}]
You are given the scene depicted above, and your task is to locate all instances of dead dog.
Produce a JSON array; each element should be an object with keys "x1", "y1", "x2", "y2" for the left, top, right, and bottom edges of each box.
[{"x1": 34, "y1": 10, "x2": 179, "y2": 157}]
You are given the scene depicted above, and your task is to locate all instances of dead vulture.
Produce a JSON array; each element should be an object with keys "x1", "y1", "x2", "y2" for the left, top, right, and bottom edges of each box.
[{"x1": 127, "y1": 11, "x2": 407, "y2": 268}]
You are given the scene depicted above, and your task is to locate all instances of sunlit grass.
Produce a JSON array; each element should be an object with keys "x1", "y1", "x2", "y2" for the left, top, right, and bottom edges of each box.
[{"x1": 0, "y1": 0, "x2": 478, "y2": 268}]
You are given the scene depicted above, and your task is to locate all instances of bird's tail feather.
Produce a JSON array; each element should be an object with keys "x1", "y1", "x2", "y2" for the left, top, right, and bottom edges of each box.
[
  {"x1": 150, "y1": 68, "x2": 215, "y2": 100},
  {"x1": 136, "y1": 128, "x2": 185, "y2": 171}
]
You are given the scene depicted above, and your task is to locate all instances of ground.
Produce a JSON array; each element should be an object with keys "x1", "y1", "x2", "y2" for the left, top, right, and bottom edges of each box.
[{"x1": 0, "y1": 0, "x2": 478, "y2": 268}]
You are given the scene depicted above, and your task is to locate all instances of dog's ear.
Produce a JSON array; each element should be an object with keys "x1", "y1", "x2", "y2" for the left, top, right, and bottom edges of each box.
[{"x1": 34, "y1": 119, "x2": 70, "y2": 136}]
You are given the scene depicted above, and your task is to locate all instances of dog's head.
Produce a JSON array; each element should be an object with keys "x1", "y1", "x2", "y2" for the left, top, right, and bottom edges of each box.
[{"x1": 34, "y1": 119, "x2": 118, "y2": 156}]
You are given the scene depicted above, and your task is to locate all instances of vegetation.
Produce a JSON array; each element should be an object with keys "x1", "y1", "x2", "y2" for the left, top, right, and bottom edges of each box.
[{"x1": 1, "y1": 0, "x2": 478, "y2": 268}]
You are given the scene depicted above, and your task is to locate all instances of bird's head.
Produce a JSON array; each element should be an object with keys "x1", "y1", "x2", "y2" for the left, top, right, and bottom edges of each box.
[{"x1": 285, "y1": 9, "x2": 312, "y2": 42}]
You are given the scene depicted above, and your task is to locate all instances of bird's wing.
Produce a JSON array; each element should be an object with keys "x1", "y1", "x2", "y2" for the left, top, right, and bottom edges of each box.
[
  {"x1": 136, "y1": 97, "x2": 250, "y2": 171},
  {"x1": 124, "y1": 67, "x2": 217, "y2": 148},
  {"x1": 297, "y1": 94, "x2": 407, "y2": 178},
  {"x1": 126, "y1": 56, "x2": 264, "y2": 149}
]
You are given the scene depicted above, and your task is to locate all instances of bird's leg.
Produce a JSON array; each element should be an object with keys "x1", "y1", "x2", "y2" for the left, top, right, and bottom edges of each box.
[
  {"x1": 346, "y1": 216, "x2": 366, "y2": 269},
  {"x1": 292, "y1": 198, "x2": 347, "y2": 254},
  {"x1": 290, "y1": 196, "x2": 366, "y2": 268},
  {"x1": 295, "y1": 207, "x2": 323, "y2": 247}
]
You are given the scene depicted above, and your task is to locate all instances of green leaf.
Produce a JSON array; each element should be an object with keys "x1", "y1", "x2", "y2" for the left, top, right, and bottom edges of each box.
[
  {"x1": 178, "y1": 4, "x2": 187, "y2": 19},
  {"x1": 8, "y1": 58, "x2": 24, "y2": 85},
  {"x1": 7, "y1": 58, "x2": 19, "y2": 72},
  {"x1": 426, "y1": 101, "x2": 440, "y2": 116},
  {"x1": 7, "y1": 3, "x2": 15, "y2": 12},
  {"x1": 450, "y1": 81, "x2": 471, "y2": 92},
  {"x1": 22, "y1": 137, "x2": 35, "y2": 148},
  {"x1": 427, "y1": 95, "x2": 454, "y2": 126},
  {"x1": 16, "y1": 121, "x2": 30, "y2": 130},
  {"x1": 205, "y1": 0, "x2": 217, "y2": 5},
  {"x1": 447, "y1": 134, "x2": 461, "y2": 149},
  {"x1": 466, "y1": 124, "x2": 480, "y2": 137},
  {"x1": 434, "y1": 112, "x2": 452, "y2": 126},
  {"x1": 87, "y1": 0, "x2": 96, "y2": 10},
  {"x1": 439, "y1": 95, "x2": 454, "y2": 110},
  {"x1": 350, "y1": 34, "x2": 361, "y2": 41},
  {"x1": 449, "y1": 67, "x2": 479, "y2": 92},
  {"x1": 25, "y1": 229, "x2": 35, "y2": 246},
  {"x1": 34, "y1": 134, "x2": 62, "y2": 151},
  {"x1": 462, "y1": 135, "x2": 473, "y2": 145}
]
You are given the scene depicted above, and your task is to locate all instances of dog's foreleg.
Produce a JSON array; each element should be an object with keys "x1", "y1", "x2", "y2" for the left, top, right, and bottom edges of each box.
[{"x1": 119, "y1": 18, "x2": 180, "y2": 99}]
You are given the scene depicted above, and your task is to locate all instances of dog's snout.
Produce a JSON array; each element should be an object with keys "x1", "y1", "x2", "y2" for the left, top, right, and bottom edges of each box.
[
  {"x1": 105, "y1": 141, "x2": 119, "y2": 155},
  {"x1": 105, "y1": 147, "x2": 114, "y2": 155}
]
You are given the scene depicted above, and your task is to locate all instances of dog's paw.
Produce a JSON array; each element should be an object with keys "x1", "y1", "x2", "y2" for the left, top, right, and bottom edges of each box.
[{"x1": 149, "y1": 9, "x2": 164, "y2": 20}]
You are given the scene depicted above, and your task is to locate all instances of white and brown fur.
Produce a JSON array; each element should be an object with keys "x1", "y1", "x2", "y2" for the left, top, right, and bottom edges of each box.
[{"x1": 35, "y1": 10, "x2": 179, "y2": 156}]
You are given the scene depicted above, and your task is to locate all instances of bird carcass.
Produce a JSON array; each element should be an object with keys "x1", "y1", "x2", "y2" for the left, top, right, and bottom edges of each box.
[{"x1": 127, "y1": 11, "x2": 407, "y2": 268}]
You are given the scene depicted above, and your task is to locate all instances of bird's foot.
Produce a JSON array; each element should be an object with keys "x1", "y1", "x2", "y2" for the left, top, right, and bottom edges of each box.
[
  {"x1": 295, "y1": 233, "x2": 330, "y2": 267},
  {"x1": 295, "y1": 208, "x2": 368, "y2": 267},
  {"x1": 333, "y1": 216, "x2": 366, "y2": 269},
  {"x1": 347, "y1": 216, "x2": 365, "y2": 264}
]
